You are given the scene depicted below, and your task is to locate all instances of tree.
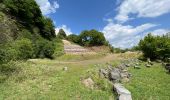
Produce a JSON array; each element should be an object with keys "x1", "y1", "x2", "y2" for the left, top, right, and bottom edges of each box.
[
  {"x1": 57, "y1": 29, "x2": 67, "y2": 39},
  {"x1": 139, "y1": 33, "x2": 170, "y2": 60},
  {"x1": 67, "y1": 34, "x2": 80, "y2": 43},
  {"x1": 79, "y1": 29, "x2": 106, "y2": 46}
]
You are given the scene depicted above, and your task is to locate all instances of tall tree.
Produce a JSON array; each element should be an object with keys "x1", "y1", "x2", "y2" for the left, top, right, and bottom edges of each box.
[{"x1": 57, "y1": 29, "x2": 67, "y2": 39}]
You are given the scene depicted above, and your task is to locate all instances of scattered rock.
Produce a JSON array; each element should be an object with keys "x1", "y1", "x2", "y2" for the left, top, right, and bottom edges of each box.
[
  {"x1": 125, "y1": 64, "x2": 130, "y2": 67},
  {"x1": 147, "y1": 58, "x2": 153, "y2": 65},
  {"x1": 113, "y1": 83, "x2": 132, "y2": 100},
  {"x1": 146, "y1": 64, "x2": 151, "y2": 68},
  {"x1": 121, "y1": 78, "x2": 130, "y2": 83},
  {"x1": 82, "y1": 77, "x2": 94, "y2": 89},
  {"x1": 118, "y1": 64, "x2": 126, "y2": 70},
  {"x1": 134, "y1": 65, "x2": 141, "y2": 69},
  {"x1": 99, "y1": 68, "x2": 108, "y2": 78},
  {"x1": 63, "y1": 67, "x2": 68, "y2": 71},
  {"x1": 109, "y1": 68, "x2": 121, "y2": 82}
]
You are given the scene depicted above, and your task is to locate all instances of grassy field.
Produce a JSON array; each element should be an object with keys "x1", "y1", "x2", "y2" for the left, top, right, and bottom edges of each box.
[
  {"x1": 124, "y1": 62, "x2": 170, "y2": 100},
  {"x1": 0, "y1": 53, "x2": 170, "y2": 100},
  {"x1": 0, "y1": 54, "x2": 115, "y2": 100}
]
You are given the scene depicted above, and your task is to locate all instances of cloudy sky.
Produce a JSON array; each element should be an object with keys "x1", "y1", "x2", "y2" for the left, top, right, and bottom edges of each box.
[{"x1": 35, "y1": 0, "x2": 170, "y2": 48}]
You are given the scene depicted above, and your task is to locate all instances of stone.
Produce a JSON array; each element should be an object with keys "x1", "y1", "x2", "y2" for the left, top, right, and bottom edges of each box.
[
  {"x1": 118, "y1": 64, "x2": 126, "y2": 70},
  {"x1": 99, "y1": 69, "x2": 108, "y2": 78},
  {"x1": 146, "y1": 64, "x2": 151, "y2": 68},
  {"x1": 121, "y1": 78, "x2": 130, "y2": 83},
  {"x1": 109, "y1": 68, "x2": 121, "y2": 82},
  {"x1": 125, "y1": 64, "x2": 130, "y2": 67},
  {"x1": 63, "y1": 67, "x2": 68, "y2": 71},
  {"x1": 113, "y1": 83, "x2": 132, "y2": 100},
  {"x1": 82, "y1": 77, "x2": 94, "y2": 89},
  {"x1": 120, "y1": 72, "x2": 129, "y2": 78},
  {"x1": 134, "y1": 65, "x2": 140, "y2": 69}
]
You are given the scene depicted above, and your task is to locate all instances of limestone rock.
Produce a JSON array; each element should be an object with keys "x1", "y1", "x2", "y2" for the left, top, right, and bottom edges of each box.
[
  {"x1": 109, "y1": 68, "x2": 121, "y2": 82},
  {"x1": 99, "y1": 68, "x2": 108, "y2": 78},
  {"x1": 113, "y1": 83, "x2": 132, "y2": 100},
  {"x1": 63, "y1": 67, "x2": 68, "y2": 71},
  {"x1": 82, "y1": 77, "x2": 94, "y2": 89}
]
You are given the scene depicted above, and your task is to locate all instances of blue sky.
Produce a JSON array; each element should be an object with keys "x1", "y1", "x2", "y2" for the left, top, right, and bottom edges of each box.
[{"x1": 35, "y1": 0, "x2": 170, "y2": 48}]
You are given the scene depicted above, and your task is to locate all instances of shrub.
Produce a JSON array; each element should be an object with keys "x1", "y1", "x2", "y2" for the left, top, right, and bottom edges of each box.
[
  {"x1": 67, "y1": 34, "x2": 80, "y2": 43},
  {"x1": 53, "y1": 38, "x2": 64, "y2": 57},
  {"x1": 14, "y1": 38, "x2": 34, "y2": 60},
  {"x1": 139, "y1": 33, "x2": 170, "y2": 60},
  {"x1": 34, "y1": 38, "x2": 55, "y2": 59},
  {"x1": 0, "y1": 45, "x2": 18, "y2": 64}
]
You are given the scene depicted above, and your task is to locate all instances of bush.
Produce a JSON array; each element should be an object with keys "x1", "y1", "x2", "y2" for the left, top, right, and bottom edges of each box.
[
  {"x1": 67, "y1": 34, "x2": 80, "y2": 43},
  {"x1": 0, "y1": 45, "x2": 18, "y2": 64},
  {"x1": 139, "y1": 33, "x2": 170, "y2": 60},
  {"x1": 14, "y1": 38, "x2": 34, "y2": 60},
  {"x1": 34, "y1": 38, "x2": 55, "y2": 59},
  {"x1": 53, "y1": 38, "x2": 64, "y2": 57}
]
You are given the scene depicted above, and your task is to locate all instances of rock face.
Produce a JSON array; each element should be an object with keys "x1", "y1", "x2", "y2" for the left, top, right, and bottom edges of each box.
[
  {"x1": 82, "y1": 77, "x2": 94, "y2": 89},
  {"x1": 114, "y1": 83, "x2": 132, "y2": 100}
]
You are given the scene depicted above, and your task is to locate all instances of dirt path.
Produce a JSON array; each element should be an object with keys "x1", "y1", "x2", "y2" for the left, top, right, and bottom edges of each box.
[{"x1": 62, "y1": 40, "x2": 96, "y2": 54}]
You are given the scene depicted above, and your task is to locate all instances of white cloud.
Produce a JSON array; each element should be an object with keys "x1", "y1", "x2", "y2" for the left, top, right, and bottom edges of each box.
[
  {"x1": 115, "y1": 0, "x2": 170, "y2": 23},
  {"x1": 149, "y1": 29, "x2": 170, "y2": 36},
  {"x1": 55, "y1": 25, "x2": 73, "y2": 35},
  {"x1": 35, "y1": 0, "x2": 59, "y2": 15},
  {"x1": 102, "y1": 22, "x2": 157, "y2": 48}
]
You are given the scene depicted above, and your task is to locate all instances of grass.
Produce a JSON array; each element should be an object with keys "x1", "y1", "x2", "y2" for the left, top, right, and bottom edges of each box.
[
  {"x1": 124, "y1": 62, "x2": 170, "y2": 100},
  {"x1": 0, "y1": 52, "x2": 170, "y2": 100},
  {"x1": 0, "y1": 54, "x2": 115, "y2": 100}
]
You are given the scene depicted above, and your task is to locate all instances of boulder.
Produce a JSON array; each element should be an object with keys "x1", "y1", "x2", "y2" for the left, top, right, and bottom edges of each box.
[
  {"x1": 113, "y1": 83, "x2": 132, "y2": 100},
  {"x1": 109, "y1": 68, "x2": 121, "y2": 82},
  {"x1": 63, "y1": 67, "x2": 68, "y2": 71},
  {"x1": 82, "y1": 77, "x2": 94, "y2": 89}
]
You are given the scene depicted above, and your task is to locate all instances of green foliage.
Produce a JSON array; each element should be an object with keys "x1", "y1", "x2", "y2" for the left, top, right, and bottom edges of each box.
[
  {"x1": 57, "y1": 29, "x2": 67, "y2": 39},
  {"x1": 3, "y1": 0, "x2": 42, "y2": 25},
  {"x1": 79, "y1": 30, "x2": 106, "y2": 46},
  {"x1": 34, "y1": 38, "x2": 55, "y2": 59},
  {"x1": 39, "y1": 17, "x2": 56, "y2": 40},
  {"x1": 0, "y1": 38, "x2": 34, "y2": 64},
  {"x1": 2, "y1": 0, "x2": 56, "y2": 40},
  {"x1": 53, "y1": 38, "x2": 64, "y2": 57},
  {"x1": 139, "y1": 33, "x2": 170, "y2": 60},
  {"x1": 0, "y1": 44, "x2": 18, "y2": 64},
  {"x1": 67, "y1": 34, "x2": 80, "y2": 43},
  {"x1": 14, "y1": 38, "x2": 34, "y2": 60}
]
